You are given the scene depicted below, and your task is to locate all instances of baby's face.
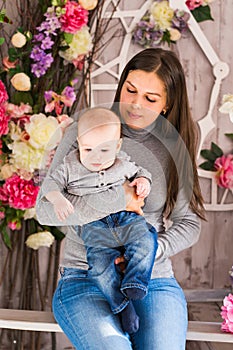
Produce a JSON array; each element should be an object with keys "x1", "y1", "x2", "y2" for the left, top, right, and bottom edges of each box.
[{"x1": 78, "y1": 126, "x2": 122, "y2": 172}]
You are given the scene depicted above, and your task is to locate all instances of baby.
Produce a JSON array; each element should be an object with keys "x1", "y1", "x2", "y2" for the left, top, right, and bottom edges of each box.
[{"x1": 44, "y1": 107, "x2": 158, "y2": 334}]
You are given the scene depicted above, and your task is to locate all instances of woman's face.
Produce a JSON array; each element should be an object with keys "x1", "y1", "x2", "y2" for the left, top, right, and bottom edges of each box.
[{"x1": 119, "y1": 69, "x2": 167, "y2": 129}]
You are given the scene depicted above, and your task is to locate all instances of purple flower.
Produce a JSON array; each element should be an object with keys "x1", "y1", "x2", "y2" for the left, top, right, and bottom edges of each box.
[
  {"x1": 44, "y1": 90, "x2": 53, "y2": 103},
  {"x1": 30, "y1": 46, "x2": 46, "y2": 61},
  {"x1": 62, "y1": 86, "x2": 76, "y2": 103},
  {"x1": 41, "y1": 36, "x2": 54, "y2": 50},
  {"x1": 172, "y1": 10, "x2": 190, "y2": 33}
]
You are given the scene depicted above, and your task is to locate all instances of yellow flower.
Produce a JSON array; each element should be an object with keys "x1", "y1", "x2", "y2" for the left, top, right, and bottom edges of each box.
[
  {"x1": 78, "y1": 0, "x2": 98, "y2": 10},
  {"x1": 25, "y1": 231, "x2": 55, "y2": 250},
  {"x1": 59, "y1": 26, "x2": 92, "y2": 62},
  {"x1": 11, "y1": 72, "x2": 31, "y2": 91},
  {"x1": 9, "y1": 142, "x2": 46, "y2": 172},
  {"x1": 11, "y1": 32, "x2": 27, "y2": 48},
  {"x1": 150, "y1": 1, "x2": 174, "y2": 31},
  {"x1": 169, "y1": 28, "x2": 181, "y2": 41},
  {"x1": 25, "y1": 114, "x2": 62, "y2": 150}
]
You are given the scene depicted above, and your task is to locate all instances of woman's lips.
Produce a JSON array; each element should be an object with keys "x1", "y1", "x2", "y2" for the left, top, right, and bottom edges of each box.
[{"x1": 128, "y1": 111, "x2": 142, "y2": 119}]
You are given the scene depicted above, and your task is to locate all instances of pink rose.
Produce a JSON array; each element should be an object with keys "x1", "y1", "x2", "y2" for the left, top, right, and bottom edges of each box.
[
  {"x1": 60, "y1": 1, "x2": 88, "y2": 33},
  {"x1": 214, "y1": 154, "x2": 233, "y2": 189},
  {"x1": 0, "y1": 105, "x2": 10, "y2": 136},
  {"x1": 1, "y1": 175, "x2": 40, "y2": 210},
  {"x1": 221, "y1": 294, "x2": 233, "y2": 333},
  {"x1": 0, "y1": 80, "x2": 9, "y2": 104},
  {"x1": 185, "y1": 0, "x2": 204, "y2": 10}
]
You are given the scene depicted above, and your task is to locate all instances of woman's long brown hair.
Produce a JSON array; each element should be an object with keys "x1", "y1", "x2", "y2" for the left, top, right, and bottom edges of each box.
[{"x1": 113, "y1": 48, "x2": 205, "y2": 220}]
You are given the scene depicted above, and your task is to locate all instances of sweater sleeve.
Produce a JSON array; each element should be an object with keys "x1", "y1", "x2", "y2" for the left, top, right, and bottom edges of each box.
[
  {"x1": 155, "y1": 188, "x2": 201, "y2": 262},
  {"x1": 36, "y1": 122, "x2": 126, "y2": 226}
]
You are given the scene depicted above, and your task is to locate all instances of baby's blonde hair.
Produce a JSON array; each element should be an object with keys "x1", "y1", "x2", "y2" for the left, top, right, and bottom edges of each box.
[{"x1": 78, "y1": 107, "x2": 121, "y2": 139}]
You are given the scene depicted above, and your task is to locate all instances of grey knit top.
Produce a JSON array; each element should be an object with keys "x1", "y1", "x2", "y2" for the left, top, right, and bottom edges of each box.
[{"x1": 36, "y1": 117, "x2": 201, "y2": 278}]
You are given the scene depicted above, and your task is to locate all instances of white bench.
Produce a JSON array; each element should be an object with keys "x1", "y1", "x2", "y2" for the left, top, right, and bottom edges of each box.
[{"x1": 1, "y1": 309, "x2": 233, "y2": 343}]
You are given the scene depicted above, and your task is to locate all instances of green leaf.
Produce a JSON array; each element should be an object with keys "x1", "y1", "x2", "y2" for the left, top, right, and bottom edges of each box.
[
  {"x1": 12, "y1": 91, "x2": 34, "y2": 106},
  {"x1": 1, "y1": 226, "x2": 12, "y2": 249},
  {"x1": 199, "y1": 160, "x2": 215, "y2": 171},
  {"x1": 191, "y1": 5, "x2": 214, "y2": 23},
  {"x1": 211, "y1": 142, "x2": 223, "y2": 157},
  {"x1": 0, "y1": 37, "x2": 5, "y2": 45},
  {"x1": 225, "y1": 133, "x2": 233, "y2": 141},
  {"x1": 63, "y1": 32, "x2": 73, "y2": 45},
  {"x1": 200, "y1": 149, "x2": 217, "y2": 161}
]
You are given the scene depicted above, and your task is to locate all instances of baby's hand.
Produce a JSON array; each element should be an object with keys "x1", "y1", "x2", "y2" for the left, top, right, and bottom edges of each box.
[
  {"x1": 129, "y1": 177, "x2": 151, "y2": 198},
  {"x1": 53, "y1": 197, "x2": 74, "y2": 222}
]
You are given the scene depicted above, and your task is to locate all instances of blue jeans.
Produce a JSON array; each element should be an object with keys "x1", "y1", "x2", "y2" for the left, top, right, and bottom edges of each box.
[
  {"x1": 79, "y1": 211, "x2": 158, "y2": 313},
  {"x1": 52, "y1": 268, "x2": 188, "y2": 350}
]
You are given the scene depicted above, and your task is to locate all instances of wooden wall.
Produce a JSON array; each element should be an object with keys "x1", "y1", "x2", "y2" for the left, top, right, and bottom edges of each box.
[{"x1": 91, "y1": 0, "x2": 233, "y2": 291}]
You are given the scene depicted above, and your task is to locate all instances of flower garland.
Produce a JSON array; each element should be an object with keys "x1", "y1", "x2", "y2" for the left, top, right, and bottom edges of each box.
[
  {"x1": 199, "y1": 94, "x2": 233, "y2": 191},
  {"x1": 132, "y1": 0, "x2": 215, "y2": 48},
  {"x1": 0, "y1": 0, "x2": 100, "y2": 249}
]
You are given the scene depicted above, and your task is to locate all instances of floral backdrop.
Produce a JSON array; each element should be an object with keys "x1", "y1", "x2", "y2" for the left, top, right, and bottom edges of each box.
[
  {"x1": 0, "y1": 0, "x2": 233, "y2": 348},
  {"x1": 0, "y1": 0, "x2": 121, "y2": 348}
]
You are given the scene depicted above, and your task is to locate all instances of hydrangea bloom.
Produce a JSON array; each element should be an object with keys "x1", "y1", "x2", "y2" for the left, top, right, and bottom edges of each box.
[
  {"x1": 221, "y1": 293, "x2": 233, "y2": 333},
  {"x1": 25, "y1": 231, "x2": 55, "y2": 250},
  {"x1": 0, "y1": 105, "x2": 10, "y2": 137}
]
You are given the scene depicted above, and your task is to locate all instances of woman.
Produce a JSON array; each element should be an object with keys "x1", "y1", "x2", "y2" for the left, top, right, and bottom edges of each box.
[{"x1": 36, "y1": 48, "x2": 205, "y2": 349}]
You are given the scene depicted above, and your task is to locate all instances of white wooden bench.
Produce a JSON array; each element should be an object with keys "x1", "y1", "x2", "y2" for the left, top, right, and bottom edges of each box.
[{"x1": 1, "y1": 309, "x2": 233, "y2": 343}]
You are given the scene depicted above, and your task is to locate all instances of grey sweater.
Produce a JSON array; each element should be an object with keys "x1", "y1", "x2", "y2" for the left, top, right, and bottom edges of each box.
[{"x1": 36, "y1": 118, "x2": 201, "y2": 278}]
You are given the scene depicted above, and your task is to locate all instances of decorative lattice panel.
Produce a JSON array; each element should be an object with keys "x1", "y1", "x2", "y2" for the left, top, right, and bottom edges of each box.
[{"x1": 90, "y1": 0, "x2": 233, "y2": 211}]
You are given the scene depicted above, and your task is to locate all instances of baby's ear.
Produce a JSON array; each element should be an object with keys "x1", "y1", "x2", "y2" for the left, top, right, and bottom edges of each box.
[{"x1": 116, "y1": 138, "x2": 123, "y2": 153}]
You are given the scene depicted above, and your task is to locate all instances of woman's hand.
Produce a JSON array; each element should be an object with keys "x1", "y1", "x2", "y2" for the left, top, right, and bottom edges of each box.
[{"x1": 123, "y1": 180, "x2": 145, "y2": 215}]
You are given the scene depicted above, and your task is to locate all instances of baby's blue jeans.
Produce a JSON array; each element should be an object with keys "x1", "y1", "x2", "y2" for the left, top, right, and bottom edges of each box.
[
  {"x1": 52, "y1": 268, "x2": 188, "y2": 350},
  {"x1": 79, "y1": 211, "x2": 158, "y2": 313}
]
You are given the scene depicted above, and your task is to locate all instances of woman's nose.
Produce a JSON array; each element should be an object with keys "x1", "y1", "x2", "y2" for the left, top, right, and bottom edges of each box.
[{"x1": 131, "y1": 95, "x2": 142, "y2": 109}]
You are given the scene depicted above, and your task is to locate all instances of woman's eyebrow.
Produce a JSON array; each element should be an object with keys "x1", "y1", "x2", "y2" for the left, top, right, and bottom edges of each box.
[{"x1": 126, "y1": 80, "x2": 161, "y2": 97}]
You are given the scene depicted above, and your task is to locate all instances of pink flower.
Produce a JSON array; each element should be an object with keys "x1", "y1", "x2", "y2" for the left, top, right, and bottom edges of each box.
[
  {"x1": 185, "y1": 0, "x2": 204, "y2": 10},
  {"x1": 60, "y1": 1, "x2": 88, "y2": 34},
  {"x1": 0, "y1": 105, "x2": 10, "y2": 136},
  {"x1": 8, "y1": 220, "x2": 22, "y2": 231},
  {"x1": 7, "y1": 102, "x2": 32, "y2": 118},
  {"x1": 2, "y1": 56, "x2": 19, "y2": 71},
  {"x1": 221, "y1": 294, "x2": 233, "y2": 333},
  {"x1": 0, "y1": 211, "x2": 5, "y2": 220},
  {"x1": 1, "y1": 175, "x2": 40, "y2": 210},
  {"x1": 0, "y1": 80, "x2": 9, "y2": 104},
  {"x1": 214, "y1": 154, "x2": 233, "y2": 189}
]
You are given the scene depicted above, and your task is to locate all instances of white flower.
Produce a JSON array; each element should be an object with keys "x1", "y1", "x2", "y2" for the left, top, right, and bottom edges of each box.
[
  {"x1": 169, "y1": 28, "x2": 181, "y2": 41},
  {"x1": 150, "y1": 1, "x2": 174, "y2": 31},
  {"x1": 25, "y1": 114, "x2": 62, "y2": 150},
  {"x1": 9, "y1": 141, "x2": 47, "y2": 172},
  {"x1": 24, "y1": 208, "x2": 36, "y2": 220},
  {"x1": 11, "y1": 72, "x2": 31, "y2": 91},
  {"x1": 78, "y1": 0, "x2": 98, "y2": 10},
  {"x1": 59, "y1": 26, "x2": 92, "y2": 62},
  {"x1": 25, "y1": 231, "x2": 55, "y2": 250},
  {"x1": 219, "y1": 94, "x2": 233, "y2": 123},
  {"x1": 11, "y1": 32, "x2": 27, "y2": 48}
]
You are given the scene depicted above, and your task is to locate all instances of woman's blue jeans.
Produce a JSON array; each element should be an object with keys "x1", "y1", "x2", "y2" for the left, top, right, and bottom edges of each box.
[{"x1": 52, "y1": 268, "x2": 188, "y2": 350}]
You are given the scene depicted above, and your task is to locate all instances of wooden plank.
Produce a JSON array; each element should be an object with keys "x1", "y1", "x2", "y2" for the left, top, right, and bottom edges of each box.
[{"x1": 0, "y1": 309, "x2": 62, "y2": 333}]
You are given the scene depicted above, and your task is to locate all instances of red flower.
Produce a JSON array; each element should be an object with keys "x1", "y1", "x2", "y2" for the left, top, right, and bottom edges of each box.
[
  {"x1": 0, "y1": 105, "x2": 10, "y2": 137},
  {"x1": 60, "y1": 1, "x2": 88, "y2": 34},
  {"x1": 0, "y1": 80, "x2": 9, "y2": 104},
  {"x1": 1, "y1": 175, "x2": 40, "y2": 210}
]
